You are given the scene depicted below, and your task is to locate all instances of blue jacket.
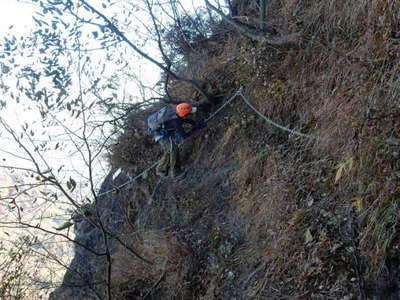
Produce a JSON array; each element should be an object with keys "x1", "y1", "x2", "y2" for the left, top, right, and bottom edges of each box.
[{"x1": 155, "y1": 116, "x2": 196, "y2": 142}]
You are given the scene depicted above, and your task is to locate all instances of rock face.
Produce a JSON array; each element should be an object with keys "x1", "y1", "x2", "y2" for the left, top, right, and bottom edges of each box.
[
  {"x1": 48, "y1": 160, "x2": 243, "y2": 299},
  {"x1": 48, "y1": 170, "x2": 128, "y2": 300}
]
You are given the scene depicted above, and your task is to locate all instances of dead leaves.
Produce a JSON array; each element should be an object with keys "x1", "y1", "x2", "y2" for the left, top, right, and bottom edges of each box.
[
  {"x1": 351, "y1": 197, "x2": 365, "y2": 212},
  {"x1": 288, "y1": 209, "x2": 307, "y2": 227},
  {"x1": 334, "y1": 156, "x2": 354, "y2": 184}
]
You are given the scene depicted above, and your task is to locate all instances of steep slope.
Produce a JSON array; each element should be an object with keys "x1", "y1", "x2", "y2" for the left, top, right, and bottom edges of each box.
[{"x1": 51, "y1": 0, "x2": 400, "y2": 299}]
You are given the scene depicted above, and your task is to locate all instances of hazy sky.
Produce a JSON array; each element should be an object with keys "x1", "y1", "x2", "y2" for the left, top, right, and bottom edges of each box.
[
  {"x1": 0, "y1": 0, "x2": 36, "y2": 33},
  {"x1": 0, "y1": 0, "x2": 208, "y2": 184}
]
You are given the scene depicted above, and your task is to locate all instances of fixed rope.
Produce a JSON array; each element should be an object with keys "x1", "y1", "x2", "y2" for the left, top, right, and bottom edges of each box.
[
  {"x1": 97, "y1": 86, "x2": 347, "y2": 197},
  {"x1": 97, "y1": 160, "x2": 161, "y2": 197},
  {"x1": 239, "y1": 90, "x2": 323, "y2": 140},
  {"x1": 204, "y1": 86, "x2": 243, "y2": 122},
  {"x1": 238, "y1": 90, "x2": 353, "y2": 142},
  {"x1": 97, "y1": 87, "x2": 243, "y2": 197}
]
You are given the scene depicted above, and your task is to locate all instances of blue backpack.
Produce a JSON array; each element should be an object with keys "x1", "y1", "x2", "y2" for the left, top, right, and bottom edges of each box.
[{"x1": 147, "y1": 107, "x2": 177, "y2": 135}]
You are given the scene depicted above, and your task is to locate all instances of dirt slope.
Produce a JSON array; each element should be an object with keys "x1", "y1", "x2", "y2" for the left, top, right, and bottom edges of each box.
[{"x1": 51, "y1": 0, "x2": 400, "y2": 299}]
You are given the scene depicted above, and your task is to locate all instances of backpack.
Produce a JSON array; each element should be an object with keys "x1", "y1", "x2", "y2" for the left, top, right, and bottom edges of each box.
[{"x1": 147, "y1": 107, "x2": 177, "y2": 134}]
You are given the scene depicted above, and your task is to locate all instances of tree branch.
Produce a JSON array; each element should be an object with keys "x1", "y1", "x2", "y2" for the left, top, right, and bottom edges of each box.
[
  {"x1": 204, "y1": 0, "x2": 302, "y2": 46},
  {"x1": 78, "y1": 0, "x2": 211, "y2": 101}
]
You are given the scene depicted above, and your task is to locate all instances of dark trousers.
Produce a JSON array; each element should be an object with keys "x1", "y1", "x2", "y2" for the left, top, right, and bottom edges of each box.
[{"x1": 156, "y1": 137, "x2": 182, "y2": 177}]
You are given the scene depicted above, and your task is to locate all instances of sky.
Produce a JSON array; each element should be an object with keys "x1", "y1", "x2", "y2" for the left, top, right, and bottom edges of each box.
[
  {"x1": 0, "y1": 1, "x2": 117, "y2": 180},
  {"x1": 0, "y1": 0, "x2": 38, "y2": 133},
  {"x1": 0, "y1": 0, "x2": 36, "y2": 32},
  {"x1": 0, "y1": 0, "x2": 211, "y2": 188},
  {"x1": 0, "y1": 2, "x2": 74, "y2": 285},
  {"x1": 0, "y1": 2, "x2": 38, "y2": 167},
  {"x1": 0, "y1": 1, "x2": 111, "y2": 218}
]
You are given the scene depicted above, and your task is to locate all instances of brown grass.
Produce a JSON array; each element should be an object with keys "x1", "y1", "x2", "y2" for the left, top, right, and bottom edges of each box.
[
  {"x1": 106, "y1": 0, "x2": 400, "y2": 297},
  {"x1": 209, "y1": 0, "x2": 400, "y2": 294},
  {"x1": 110, "y1": 231, "x2": 192, "y2": 299}
]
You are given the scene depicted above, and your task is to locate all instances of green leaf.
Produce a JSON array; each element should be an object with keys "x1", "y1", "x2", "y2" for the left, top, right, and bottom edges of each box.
[
  {"x1": 32, "y1": 16, "x2": 43, "y2": 27},
  {"x1": 69, "y1": 177, "x2": 76, "y2": 192},
  {"x1": 54, "y1": 221, "x2": 73, "y2": 231},
  {"x1": 67, "y1": 177, "x2": 77, "y2": 192}
]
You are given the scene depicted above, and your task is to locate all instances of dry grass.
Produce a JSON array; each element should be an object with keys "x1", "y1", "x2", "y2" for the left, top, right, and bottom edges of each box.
[
  {"x1": 107, "y1": 104, "x2": 165, "y2": 169},
  {"x1": 105, "y1": 0, "x2": 400, "y2": 297},
  {"x1": 207, "y1": 0, "x2": 400, "y2": 295},
  {"x1": 110, "y1": 231, "x2": 192, "y2": 299}
]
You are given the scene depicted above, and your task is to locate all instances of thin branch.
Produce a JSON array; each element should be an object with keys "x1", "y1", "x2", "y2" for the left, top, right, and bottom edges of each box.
[
  {"x1": 144, "y1": 0, "x2": 171, "y2": 66},
  {"x1": 204, "y1": 0, "x2": 302, "y2": 46},
  {"x1": 143, "y1": 259, "x2": 167, "y2": 299},
  {"x1": 0, "y1": 148, "x2": 32, "y2": 162},
  {"x1": 0, "y1": 165, "x2": 42, "y2": 173},
  {"x1": 76, "y1": 42, "x2": 113, "y2": 300},
  {"x1": 16, "y1": 221, "x2": 106, "y2": 256},
  {"x1": 103, "y1": 227, "x2": 153, "y2": 265},
  {"x1": 78, "y1": 0, "x2": 211, "y2": 101}
]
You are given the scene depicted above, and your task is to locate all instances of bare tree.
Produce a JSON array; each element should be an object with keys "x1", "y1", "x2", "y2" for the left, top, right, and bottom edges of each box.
[
  {"x1": 70, "y1": 0, "x2": 212, "y2": 102},
  {"x1": 0, "y1": 36, "x2": 153, "y2": 298}
]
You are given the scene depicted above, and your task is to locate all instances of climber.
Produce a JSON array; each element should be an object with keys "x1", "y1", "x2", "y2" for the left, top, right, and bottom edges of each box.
[{"x1": 147, "y1": 103, "x2": 206, "y2": 179}]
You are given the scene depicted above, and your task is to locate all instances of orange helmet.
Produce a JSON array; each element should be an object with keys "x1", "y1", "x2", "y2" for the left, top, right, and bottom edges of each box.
[{"x1": 176, "y1": 103, "x2": 196, "y2": 117}]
